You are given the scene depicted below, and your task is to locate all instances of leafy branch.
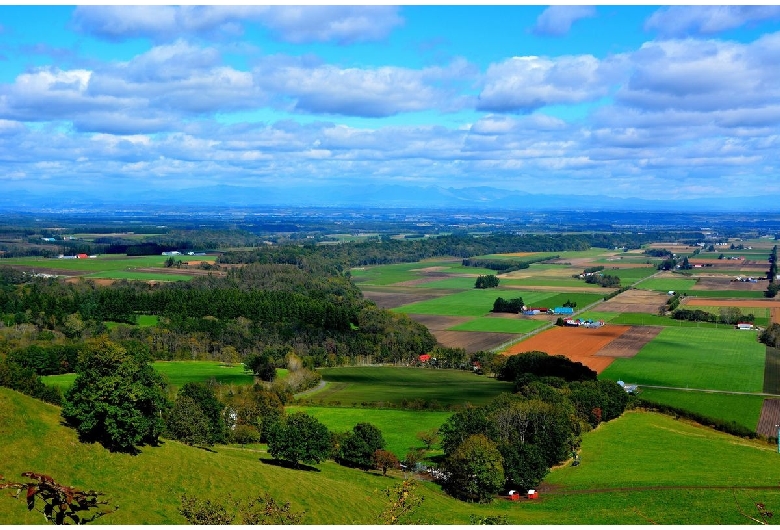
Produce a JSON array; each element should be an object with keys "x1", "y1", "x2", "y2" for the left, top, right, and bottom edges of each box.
[{"x1": 0, "y1": 472, "x2": 115, "y2": 525}]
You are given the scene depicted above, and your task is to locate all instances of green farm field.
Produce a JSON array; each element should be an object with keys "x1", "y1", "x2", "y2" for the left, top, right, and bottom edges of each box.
[
  {"x1": 687, "y1": 290, "x2": 769, "y2": 298},
  {"x1": 635, "y1": 277, "x2": 698, "y2": 292},
  {"x1": 600, "y1": 327, "x2": 766, "y2": 392},
  {"x1": 610, "y1": 312, "x2": 722, "y2": 328},
  {"x1": 4, "y1": 389, "x2": 780, "y2": 525},
  {"x1": 680, "y1": 305, "x2": 771, "y2": 327},
  {"x1": 447, "y1": 317, "x2": 547, "y2": 334},
  {"x1": 350, "y1": 260, "x2": 496, "y2": 286},
  {"x1": 43, "y1": 361, "x2": 256, "y2": 392},
  {"x1": 286, "y1": 406, "x2": 450, "y2": 458},
  {"x1": 393, "y1": 289, "x2": 601, "y2": 317},
  {"x1": 637, "y1": 388, "x2": 764, "y2": 432},
  {"x1": 0, "y1": 254, "x2": 214, "y2": 272},
  {"x1": 308, "y1": 367, "x2": 513, "y2": 406}
]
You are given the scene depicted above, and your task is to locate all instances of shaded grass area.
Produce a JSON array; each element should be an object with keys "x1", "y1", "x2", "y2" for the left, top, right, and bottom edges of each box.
[
  {"x1": 286, "y1": 406, "x2": 450, "y2": 459},
  {"x1": 636, "y1": 388, "x2": 763, "y2": 432},
  {"x1": 311, "y1": 367, "x2": 513, "y2": 407},
  {"x1": 447, "y1": 317, "x2": 547, "y2": 334},
  {"x1": 43, "y1": 361, "x2": 256, "y2": 392},
  {"x1": 600, "y1": 327, "x2": 765, "y2": 392}
]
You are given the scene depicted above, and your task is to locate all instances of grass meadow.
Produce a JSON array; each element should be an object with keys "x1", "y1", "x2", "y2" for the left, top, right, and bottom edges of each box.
[
  {"x1": 637, "y1": 388, "x2": 764, "y2": 432},
  {"x1": 286, "y1": 406, "x2": 450, "y2": 458},
  {"x1": 688, "y1": 290, "x2": 769, "y2": 298},
  {"x1": 309, "y1": 367, "x2": 513, "y2": 407},
  {"x1": 635, "y1": 277, "x2": 698, "y2": 292},
  {"x1": 350, "y1": 260, "x2": 495, "y2": 286},
  {"x1": 600, "y1": 327, "x2": 766, "y2": 392},
  {"x1": 5, "y1": 390, "x2": 780, "y2": 524},
  {"x1": 43, "y1": 361, "x2": 257, "y2": 392},
  {"x1": 610, "y1": 312, "x2": 723, "y2": 328}
]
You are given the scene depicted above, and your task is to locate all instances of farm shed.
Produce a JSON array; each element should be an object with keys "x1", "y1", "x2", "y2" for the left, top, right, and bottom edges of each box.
[
  {"x1": 736, "y1": 323, "x2": 754, "y2": 330},
  {"x1": 418, "y1": 354, "x2": 431, "y2": 363},
  {"x1": 553, "y1": 307, "x2": 574, "y2": 315}
]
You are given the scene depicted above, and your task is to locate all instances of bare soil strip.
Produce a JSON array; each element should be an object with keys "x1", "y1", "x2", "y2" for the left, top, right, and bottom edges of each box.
[
  {"x1": 598, "y1": 290, "x2": 668, "y2": 314},
  {"x1": 773, "y1": 308, "x2": 780, "y2": 325},
  {"x1": 756, "y1": 398, "x2": 780, "y2": 437},
  {"x1": 693, "y1": 277, "x2": 769, "y2": 291},
  {"x1": 433, "y1": 330, "x2": 519, "y2": 353},
  {"x1": 595, "y1": 325, "x2": 663, "y2": 358},
  {"x1": 763, "y1": 347, "x2": 780, "y2": 395},
  {"x1": 360, "y1": 290, "x2": 449, "y2": 309},
  {"x1": 406, "y1": 314, "x2": 472, "y2": 330}
]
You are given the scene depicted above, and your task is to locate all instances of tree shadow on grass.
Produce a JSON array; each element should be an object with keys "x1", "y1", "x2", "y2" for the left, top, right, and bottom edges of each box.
[{"x1": 259, "y1": 457, "x2": 321, "y2": 472}]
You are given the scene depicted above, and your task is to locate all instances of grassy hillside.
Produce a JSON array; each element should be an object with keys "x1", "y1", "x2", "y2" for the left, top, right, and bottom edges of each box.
[{"x1": 3, "y1": 389, "x2": 780, "y2": 524}]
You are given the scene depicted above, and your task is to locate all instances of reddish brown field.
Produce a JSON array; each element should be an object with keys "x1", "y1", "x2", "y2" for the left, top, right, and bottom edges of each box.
[
  {"x1": 502, "y1": 325, "x2": 631, "y2": 373},
  {"x1": 598, "y1": 289, "x2": 669, "y2": 314},
  {"x1": 685, "y1": 298, "x2": 780, "y2": 308},
  {"x1": 433, "y1": 330, "x2": 519, "y2": 353},
  {"x1": 773, "y1": 308, "x2": 780, "y2": 325},
  {"x1": 595, "y1": 326, "x2": 663, "y2": 358},
  {"x1": 756, "y1": 399, "x2": 780, "y2": 438}
]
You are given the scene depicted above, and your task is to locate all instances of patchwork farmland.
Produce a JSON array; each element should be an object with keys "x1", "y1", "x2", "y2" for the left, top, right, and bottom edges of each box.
[{"x1": 353, "y1": 241, "x2": 780, "y2": 434}]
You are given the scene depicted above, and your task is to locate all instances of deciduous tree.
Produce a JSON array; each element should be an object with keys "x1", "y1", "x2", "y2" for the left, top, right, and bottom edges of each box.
[
  {"x1": 61, "y1": 338, "x2": 167, "y2": 452},
  {"x1": 266, "y1": 412, "x2": 331, "y2": 467}
]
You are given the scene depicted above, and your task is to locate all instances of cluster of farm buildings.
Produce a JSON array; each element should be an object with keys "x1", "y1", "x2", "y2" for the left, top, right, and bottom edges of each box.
[
  {"x1": 561, "y1": 318, "x2": 605, "y2": 328},
  {"x1": 523, "y1": 306, "x2": 575, "y2": 316}
]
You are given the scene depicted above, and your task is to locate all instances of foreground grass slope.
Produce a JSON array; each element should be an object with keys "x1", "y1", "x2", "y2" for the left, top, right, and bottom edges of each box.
[{"x1": 3, "y1": 388, "x2": 780, "y2": 524}]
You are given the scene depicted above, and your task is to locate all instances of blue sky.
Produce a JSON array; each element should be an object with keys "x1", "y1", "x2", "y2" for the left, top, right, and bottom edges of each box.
[{"x1": 2, "y1": 5, "x2": 780, "y2": 200}]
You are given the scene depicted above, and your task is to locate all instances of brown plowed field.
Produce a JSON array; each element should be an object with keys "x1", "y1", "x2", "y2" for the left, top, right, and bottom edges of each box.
[
  {"x1": 597, "y1": 289, "x2": 669, "y2": 314},
  {"x1": 502, "y1": 325, "x2": 631, "y2": 373},
  {"x1": 9, "y1": 265, "x2": 83, "y2": 277},
  {"x1": 433, "y1": 330, "x2": 519, "y2": 353},
  {"x1": 756, "y1": 399, "x2": 780, "y2": 437},
  {"x1": 763, "y1": 347, "x2": 780, "y2": 394},
  {"x1": 773, "y1": 308, "x2": 780, "y2": 324},
  {"x1": 692, "y1": 277, "x2": 769, "y2": 291},
  {"x1": 360, "y1": 290, "x2": 450, "y2": 309},
  {"x1": 685, "y1": 299, "x2": 780, "y2": 309},
  {"x1": 406, "y1": 314, "x2": 472, "y2": 331},
  {"x1": 595, "y1": 325, "x2": 663, "y2": 358}
]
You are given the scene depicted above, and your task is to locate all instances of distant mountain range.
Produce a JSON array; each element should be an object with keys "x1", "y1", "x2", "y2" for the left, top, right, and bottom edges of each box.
[{"x1": 2, "y1": 184, "x2": 776, "y2": 212}]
